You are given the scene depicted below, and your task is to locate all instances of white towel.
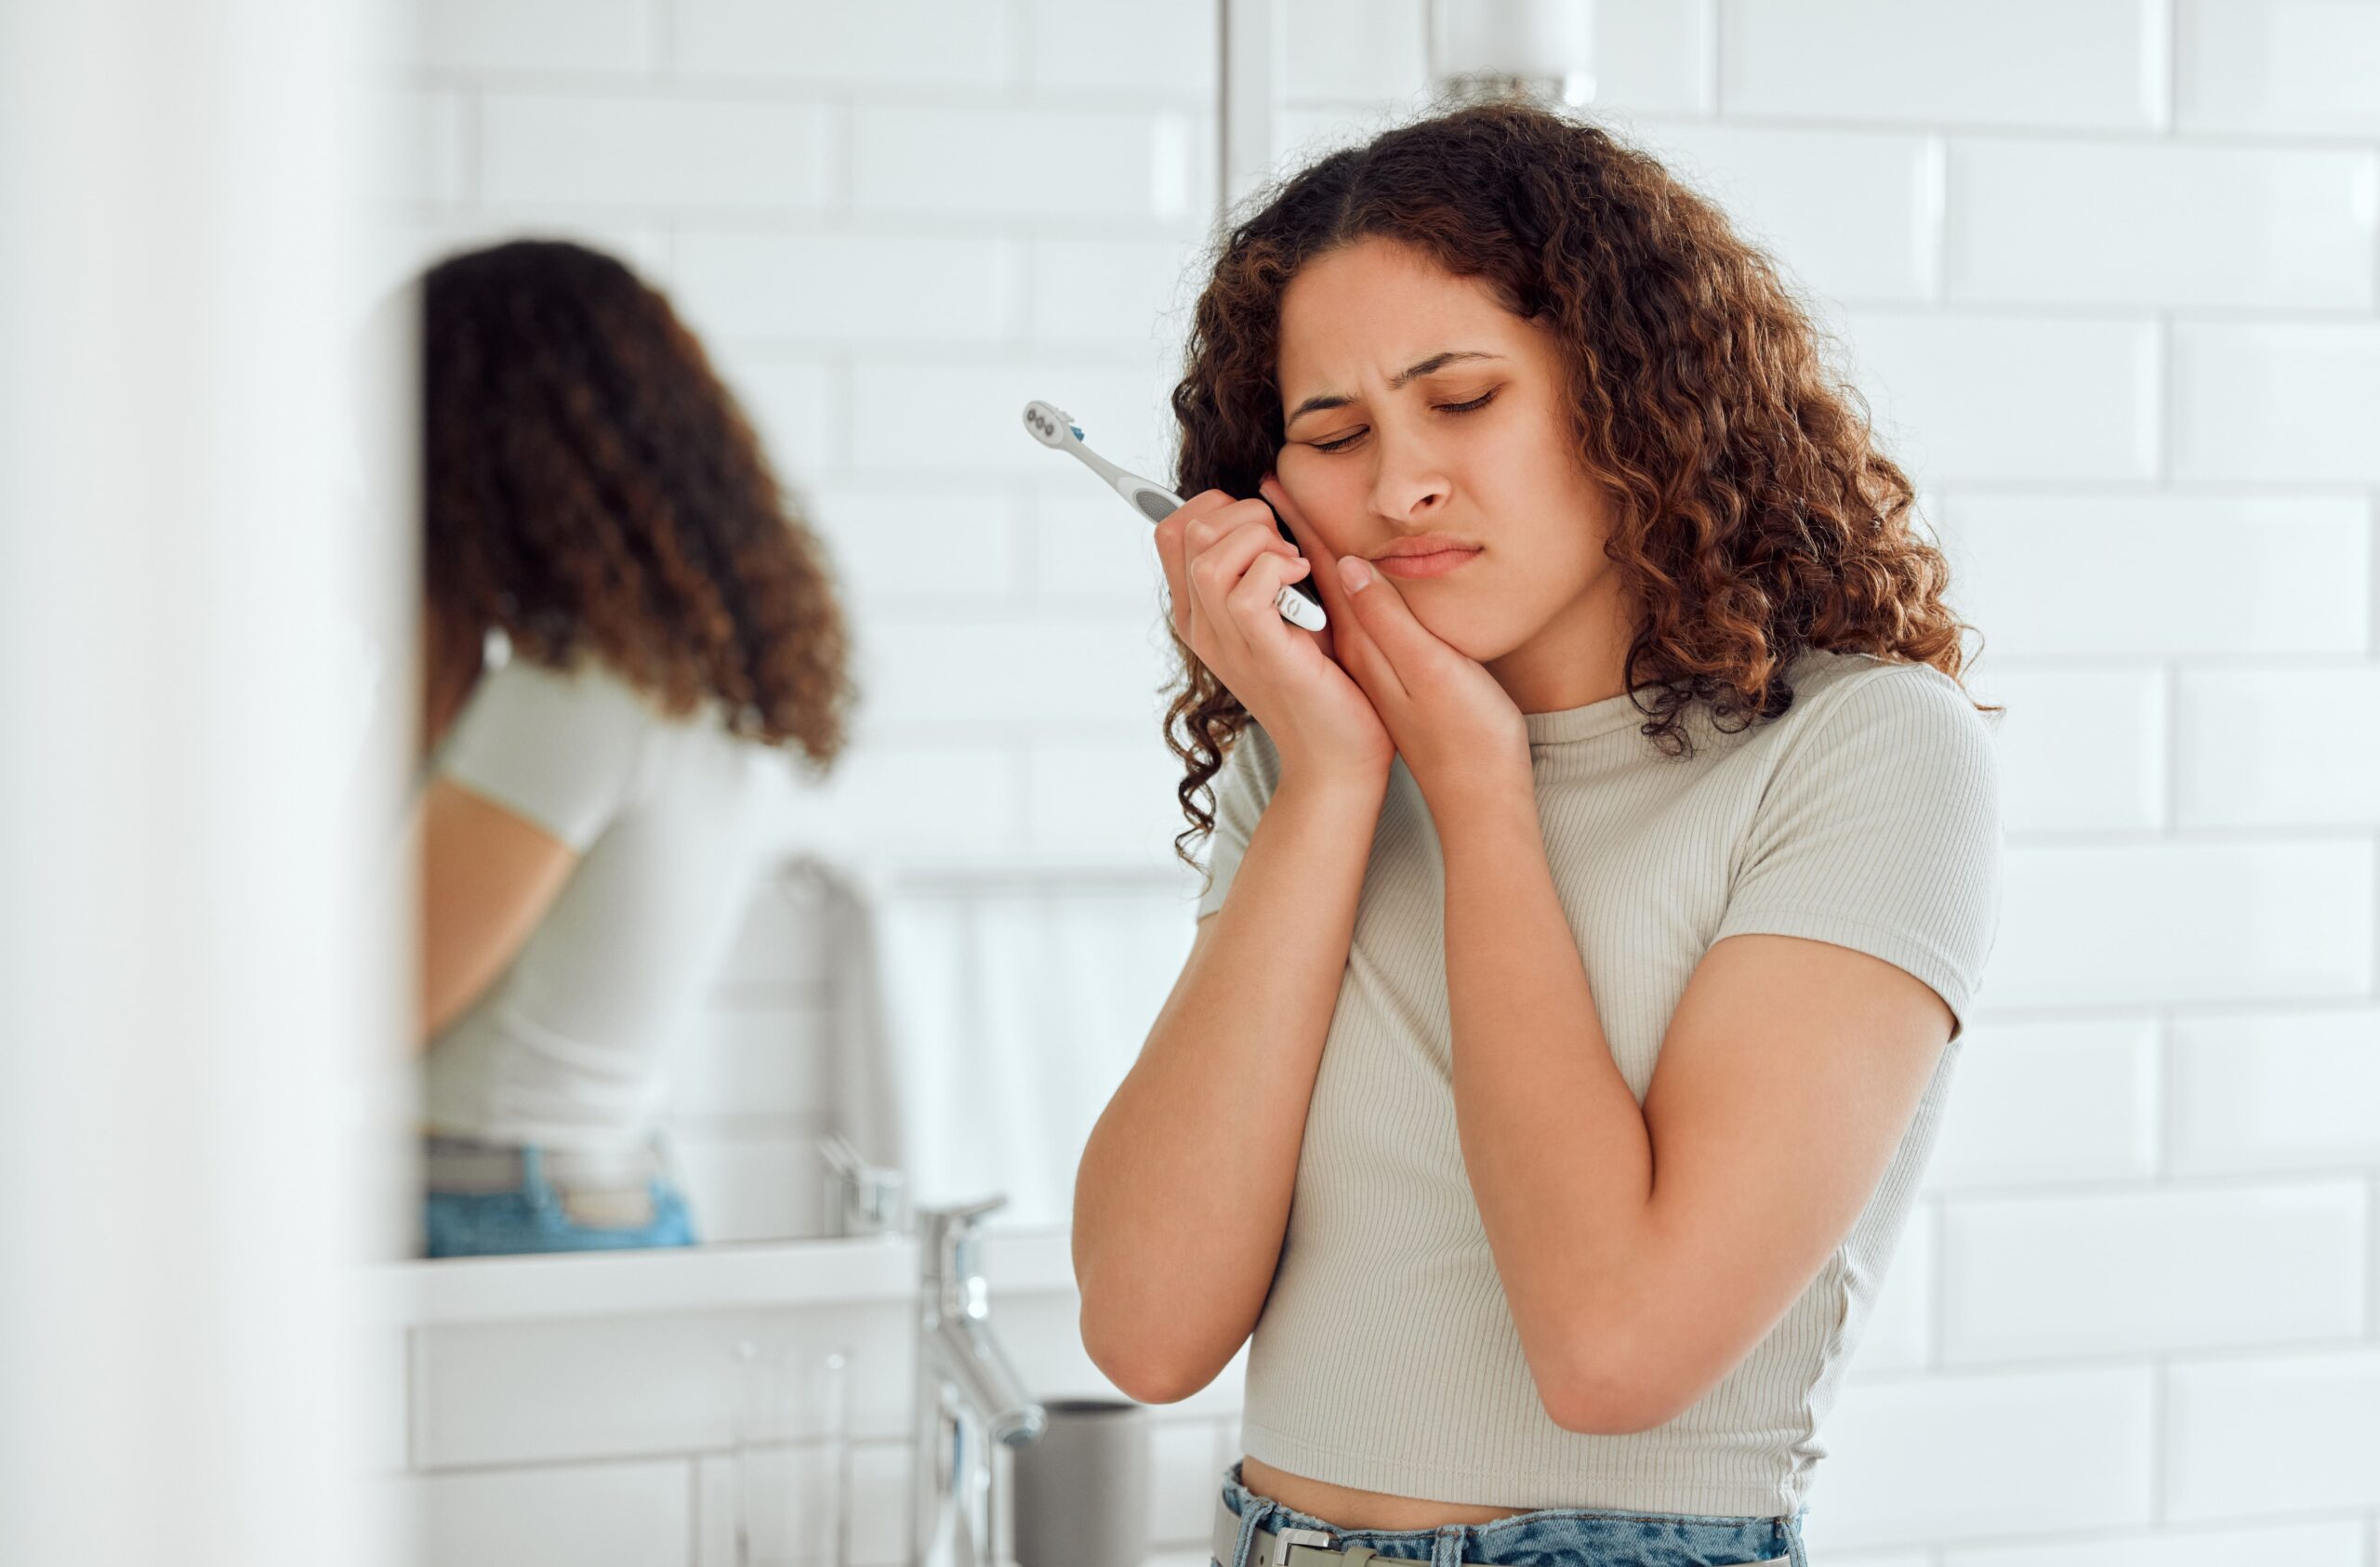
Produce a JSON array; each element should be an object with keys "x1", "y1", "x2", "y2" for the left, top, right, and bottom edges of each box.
[{"x1": 872, "y1": 875, "x2": 1199, "y2": 1230}]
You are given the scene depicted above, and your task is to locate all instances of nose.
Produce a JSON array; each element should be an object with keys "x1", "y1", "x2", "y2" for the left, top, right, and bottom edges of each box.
[{"x1": 1367, "y1": 428, "x2": 1450, "y2": 523}]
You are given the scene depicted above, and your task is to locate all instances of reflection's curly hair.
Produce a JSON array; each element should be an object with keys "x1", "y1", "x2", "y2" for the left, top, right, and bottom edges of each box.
[
  {"x1": 421, "y1": 238, "x2": 853, "y2": 768},
  {"x1": 1163, "y1": 97, "x2": 1995, "y2": 870}
]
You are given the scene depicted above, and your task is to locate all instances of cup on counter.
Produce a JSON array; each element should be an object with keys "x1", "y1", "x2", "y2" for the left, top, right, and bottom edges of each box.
[
  {"x1": 1010, "y1": 1397, "x2": 1151, "y2": 1567},
  {"x1": 732, "y1": 1339, "x2": 853, "y2": 1567}
]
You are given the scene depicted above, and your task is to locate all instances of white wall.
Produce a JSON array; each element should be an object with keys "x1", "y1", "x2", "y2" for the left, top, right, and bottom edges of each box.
[{"x1": 389, "y1": 2, "x2": 2380, "y2": 1564}]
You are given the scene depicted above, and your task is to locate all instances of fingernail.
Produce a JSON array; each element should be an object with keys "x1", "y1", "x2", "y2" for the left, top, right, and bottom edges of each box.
[{"x1": 1339, "y1": 556, "x2": 1371, "y2": 592}]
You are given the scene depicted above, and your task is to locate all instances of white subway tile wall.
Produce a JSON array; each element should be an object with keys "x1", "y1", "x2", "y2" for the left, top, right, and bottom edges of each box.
[{"x1": 390, "y1": 0, "x2": 2380, "y2": 1562}]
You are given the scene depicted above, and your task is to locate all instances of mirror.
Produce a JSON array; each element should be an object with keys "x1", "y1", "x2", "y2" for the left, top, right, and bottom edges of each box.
[
  {"x1": 401, "y1": 210, "x2": 1212, "y2": 1251},
  {"x1": 391, "y1": 4, "x2": 1265, "y2": 1258}
]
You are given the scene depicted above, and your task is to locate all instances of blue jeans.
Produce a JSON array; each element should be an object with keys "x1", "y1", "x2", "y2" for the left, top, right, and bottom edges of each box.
[
  {"x1": 1215, "y1": 1460, "x2": 1808, "y2": 1567},
  {"x1": 421, "y1": 1145, "x2": 699, "y2": 1258}
]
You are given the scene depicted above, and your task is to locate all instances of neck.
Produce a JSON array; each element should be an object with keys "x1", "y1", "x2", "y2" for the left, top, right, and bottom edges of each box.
[{"x1": 1487, "y1": 573, "x2": 1641, "y2": 716}]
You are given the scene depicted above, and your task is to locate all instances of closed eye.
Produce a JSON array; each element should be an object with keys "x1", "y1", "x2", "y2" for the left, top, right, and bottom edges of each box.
[{"x1": 1307, "y1": 390, "x2": 1498, "y2": 454}]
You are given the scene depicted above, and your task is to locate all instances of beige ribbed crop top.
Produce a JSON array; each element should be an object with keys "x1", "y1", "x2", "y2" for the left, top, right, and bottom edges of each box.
[{"x1": 1194, "y1": 648, "x2": 2005, "y2": 1517}]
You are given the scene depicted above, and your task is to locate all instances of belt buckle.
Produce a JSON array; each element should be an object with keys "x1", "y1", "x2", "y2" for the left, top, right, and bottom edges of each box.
[{"x1": 1271, "y1": 1527, "x2": 1336, "y2": 1567}]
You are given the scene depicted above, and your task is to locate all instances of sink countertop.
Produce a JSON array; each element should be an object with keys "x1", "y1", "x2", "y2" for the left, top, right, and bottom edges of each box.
[{"x1": 367, "y1": 1222, "x2": 1078, "y2": 1326}]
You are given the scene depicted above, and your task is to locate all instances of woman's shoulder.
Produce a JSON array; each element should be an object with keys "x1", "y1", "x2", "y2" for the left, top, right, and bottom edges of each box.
[
  {"x1": 483, "y1": 652, "x2": 752, "y2": 745},
  {"x1": 1776, "y1": 647, "x2": 1996, "y2": 741},
  {"x1": 1754, "y1": 649, "x2": 2003, "y2": 810}
]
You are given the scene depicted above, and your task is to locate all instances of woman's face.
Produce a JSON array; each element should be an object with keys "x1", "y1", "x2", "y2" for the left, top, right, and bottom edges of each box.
[{"x1": 1273, "y1": 235, "x2": 1626, "y2": 687}]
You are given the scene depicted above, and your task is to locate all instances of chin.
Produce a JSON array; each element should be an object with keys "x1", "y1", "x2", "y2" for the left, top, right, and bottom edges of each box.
[{"x1": 1413, "y1": 603, "x2": 1531, "y2": 665}]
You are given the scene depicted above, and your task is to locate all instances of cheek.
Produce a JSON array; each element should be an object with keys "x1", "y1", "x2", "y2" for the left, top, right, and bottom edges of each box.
[
  {"x1": 1519, "y1": 503, "x2": 1610, "y2": 599},
  {"x1": 1482, "y1": 415, "x2": 1607, "y2": 562},
  {"x1": 1274, "y1": 455, "x2": 1366, "y2": 552}
]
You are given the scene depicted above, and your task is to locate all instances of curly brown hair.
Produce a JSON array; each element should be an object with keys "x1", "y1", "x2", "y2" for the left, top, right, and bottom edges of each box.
[
  {"x1": 1163, "y1": 96, "x2": 1995, "y2": 870},
  {"x1": 420, "y1": 238, "x2": 854, "y2": 770}
]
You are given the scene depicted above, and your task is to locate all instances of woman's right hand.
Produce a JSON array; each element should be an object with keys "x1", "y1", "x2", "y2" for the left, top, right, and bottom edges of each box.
[{"x1": 1155, "y1": 490, "x2": 1393, "y2": 784}]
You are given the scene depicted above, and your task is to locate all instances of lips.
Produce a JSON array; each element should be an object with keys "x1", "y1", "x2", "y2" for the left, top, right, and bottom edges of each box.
[{"x1": 1374, "y1": 545, "x2": 1481, "y2": 580}]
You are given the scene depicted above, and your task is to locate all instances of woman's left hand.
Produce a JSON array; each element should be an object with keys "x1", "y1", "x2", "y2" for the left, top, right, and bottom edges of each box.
[{"x1": 1261, "y1": 474, "x2": 1532, "y2": 812}]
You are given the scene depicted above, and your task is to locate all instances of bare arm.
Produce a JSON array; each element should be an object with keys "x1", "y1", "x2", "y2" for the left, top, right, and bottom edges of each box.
[
  {"x1": 1076, "y1": 483, "x2": 1395, "y2": 1402},
  {"x1": 1072, "y1": 761, "x2": 1387, "y2": 1403},
  {"x1": 414, "y1": 776, "x2": 580, "y2": 1045},
  {"x1": 1438, "y1": 780, "x2": 1954, "y2": 1435}
]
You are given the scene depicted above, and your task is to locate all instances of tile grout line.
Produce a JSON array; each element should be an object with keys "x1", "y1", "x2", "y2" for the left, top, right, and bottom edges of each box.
[
  {"x1": 2157, "y1": 310, "x2": 2176, "y2": 487},
  {"x1": 395, "y1": 50, "x2": 2372, "y2": 151},
  {"x1": 2148, "y1": 1353, "x2": 2168, "y2": 1524},
  {"x1": 2370, "y1": 495, "x2": 2379, "y2": 663},
  {"x1": 2161, "y1": 663, "x2": 2178, "y2": 836},
  {"x1": 2370, "y1": 1166, "x2": 2380, "y2": 1344},
  {"x1": 463, "y1": 83, "x2": 483, "y2": 206},
  {"x1": 1704, "y1": 0, "x2": 1723, "y2": 117},
  {"x1": 1927, "y1": 132, "x2": 1950, "y2": 304},
  {"x1": 2152, "y1": 1007, "x2": 2174, "y2": 1183},
  {"x1": 1924, "y1": 1194, "x2": 1946, "y2": 1372},
  {"x1": 404, "y1": 1326, "x2": 426, "y2": 1472}
]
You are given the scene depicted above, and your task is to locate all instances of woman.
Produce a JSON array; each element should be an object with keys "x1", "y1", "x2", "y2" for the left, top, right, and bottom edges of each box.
[
  {"x1": 412, "y1": 238, "x2": 855, "y2": 1258},
  {"x1": 1074, "y1": 100, "x2": 2003, "y2": 1565}
]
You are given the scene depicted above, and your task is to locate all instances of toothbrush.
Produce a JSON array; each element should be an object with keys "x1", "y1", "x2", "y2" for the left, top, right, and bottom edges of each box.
[{"x1": 1022, "y1": 400, "x2": 1328, "y2": 633}]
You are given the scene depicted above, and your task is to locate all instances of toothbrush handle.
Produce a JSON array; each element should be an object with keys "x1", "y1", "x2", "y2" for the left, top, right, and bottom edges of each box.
[
  {"x1": 1044, "y1": 415, "x2": 1327, "y2": 631},
  {"x1": 1128, "y1": 479, "x2": 1328, "y2": 631}
]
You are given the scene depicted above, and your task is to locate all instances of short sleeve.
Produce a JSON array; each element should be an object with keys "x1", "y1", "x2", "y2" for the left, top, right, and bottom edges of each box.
[
  {"x1": 1194, "y1": 721, "x2": 1284, "y2": 920},
  {"x1": 1710, "y1": 664, "x2": 2004, "y2": 1043},
  {"x1": 433, "y1": 657, "x2": 650, "y2": 851}
]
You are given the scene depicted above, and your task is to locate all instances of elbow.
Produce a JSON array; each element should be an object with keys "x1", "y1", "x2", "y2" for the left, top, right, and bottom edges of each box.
[
  {"x1": 1533, "y1": 1334, "x2": 1684, "y2": 1439},
  {"x1": 1078, "y1": 1299, "x2": 1223, "y2": 1408},
  {"x1": 1095, "y1": 1354, "x2": 1214, "y2": 1409},
  {"x1": 1541, "y1": 1370, "x2": 1677, "y2": 1439}
]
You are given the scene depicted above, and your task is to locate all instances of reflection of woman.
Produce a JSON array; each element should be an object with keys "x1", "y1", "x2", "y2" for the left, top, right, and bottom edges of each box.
[
  {"x1": 1077, "y1": 101, "x2": 2002, "y2": 1565},
  {"x1": 412, "y1": 239, "x2": 853, "y2": 1258}
]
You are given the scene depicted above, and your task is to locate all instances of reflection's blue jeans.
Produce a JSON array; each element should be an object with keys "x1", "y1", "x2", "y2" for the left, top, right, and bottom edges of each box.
[
  {"x1": 1215, "y1": 1459, "x2": 1808, "y2": 1567},
  {"x1": 422, "y1": 1145, "x2": 698, "y2": 1258}
]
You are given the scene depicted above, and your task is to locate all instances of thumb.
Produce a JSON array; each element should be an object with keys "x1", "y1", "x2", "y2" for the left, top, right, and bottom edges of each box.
[
  {"x1": 1258, "y1": 473, "x2": 1397, "y2": 691},
  {"x1": 1328, "y1": 547, "x2": 1433, "y2": 675}
]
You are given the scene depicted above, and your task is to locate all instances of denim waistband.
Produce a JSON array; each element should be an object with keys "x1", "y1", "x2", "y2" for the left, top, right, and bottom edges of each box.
[
  {"x1": 420, "y1": 1132, "x2": 666, "y2": 1194},
  {"x1": 1216, "y1": 1461, "x2": 1806, "y2": 1567}
]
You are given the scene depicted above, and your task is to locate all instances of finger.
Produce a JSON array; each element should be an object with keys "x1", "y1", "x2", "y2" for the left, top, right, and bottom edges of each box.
[
  {"x1": 1223, "y1": 546, "x2": 1314, "y2": 641},
  {"x1": 1156, "y1": 518, "x2": 1192, "y2": 644},
  {"x1": 1186, "y1": 507, "x2": 1299, "y2": 615},
  {"x1": 1183, "y1": 495, "x2": 1292, "y2": 561},
  {"x1": 1257, "y1": 475, "x2": 1356, "y2": 627},
  {"x1": 1260, "y1": 475, "x2": 1390, "y2": 691},
  {"x1": 1154, "y1": 490, "x2": 1243, "y2": 643},
  {"x1": 1327, "y1": 546, "x2": 1435, "y2": 692},
  {"x1": 1185, "y1": 509, "x2": 1302, "y2": 668}
]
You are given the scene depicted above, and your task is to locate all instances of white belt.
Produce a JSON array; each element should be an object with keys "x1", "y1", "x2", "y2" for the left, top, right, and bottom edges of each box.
[
  {"x1": 420, "y1": 1133, "x2": 664, "y2": 1194},
  {"x1": 1211, "y1": 1497, "x2": 1494, "y2": 1567}
]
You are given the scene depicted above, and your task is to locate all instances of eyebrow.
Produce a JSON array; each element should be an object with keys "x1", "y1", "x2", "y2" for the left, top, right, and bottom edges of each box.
[{"x1": 1284, "y1": 350, "x2": 1504, "y2": 425}]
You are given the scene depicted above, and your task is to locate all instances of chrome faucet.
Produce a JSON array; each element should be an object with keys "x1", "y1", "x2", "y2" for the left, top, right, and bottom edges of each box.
[
  {"x1": 912, "y1": 1195, "x2": 1047, "y2": 1567},
  {"x1": 821, "y1": 1131, "x2": 908, "y2": 1238}
]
